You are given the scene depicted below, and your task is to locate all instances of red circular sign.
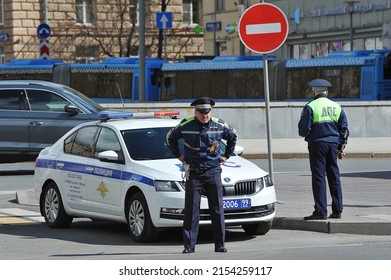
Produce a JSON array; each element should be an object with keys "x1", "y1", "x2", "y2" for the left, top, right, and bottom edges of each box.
[{"x1": 238, "y1": 3, "x2": 289, "y2": 54}]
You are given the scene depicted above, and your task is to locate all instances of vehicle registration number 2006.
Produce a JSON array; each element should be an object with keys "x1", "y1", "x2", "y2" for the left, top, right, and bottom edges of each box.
[{"x1": 223, "y1": 198, "x2": 251, "y2": 210}]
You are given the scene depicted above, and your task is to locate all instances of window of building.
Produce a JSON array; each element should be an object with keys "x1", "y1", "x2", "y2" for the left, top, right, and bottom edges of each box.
[
  {"x1": 183, "y1": 0, "x2": 199, "y2": 26},
  {"x1": 0, "y1": 47, "x2": 4, "y2": 64},
  {"x1": 365, "y1": 37, "x2": 383, "y2": 50},
  {"x1": 215, "y1": 0, "x2": 225, "y2": 12},
  {"x1": 76, "y1": 0, "x2": 94, "y2": 25},
  {"x1": 0, "y1": 0, "x2": 3, "y2": 25},
  {"x1": 129, "y1": 2, "x2": 139, "y2": 26},
  {"x1": 75, "y1": 45, "x2": 99, "y2": 63}
]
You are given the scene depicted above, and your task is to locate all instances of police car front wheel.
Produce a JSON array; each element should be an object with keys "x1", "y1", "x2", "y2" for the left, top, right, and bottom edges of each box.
[{"x1": 126, "y1": 192, "x2": 158, "y2": 242}]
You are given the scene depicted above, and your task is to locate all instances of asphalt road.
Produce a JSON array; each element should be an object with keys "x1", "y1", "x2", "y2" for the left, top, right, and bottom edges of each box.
[{"x1": 1, "y1": 159, "x2": 390, "y2": 279}]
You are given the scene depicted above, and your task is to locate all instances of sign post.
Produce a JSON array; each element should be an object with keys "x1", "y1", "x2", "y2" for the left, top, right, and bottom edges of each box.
[{"x1": 238, "y1": 3, "x2": 289, "y2": 181}]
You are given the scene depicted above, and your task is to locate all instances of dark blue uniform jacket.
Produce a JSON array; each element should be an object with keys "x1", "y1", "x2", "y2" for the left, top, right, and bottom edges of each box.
[
  {"x1": 298, "y1": 94, "x2": 349, "y2": 145},
  {"x1": 167, "y1": 116, "x2": 237, "y2": 169}
]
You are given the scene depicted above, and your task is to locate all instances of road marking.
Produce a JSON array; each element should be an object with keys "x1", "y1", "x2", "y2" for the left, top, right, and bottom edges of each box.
[
  {"x1": 0, "y1": 191, "x2": 16, "y2": 196},
  {"x1": 246, "y1": 23, "x2": 281, "y2": 35},
  {"x1": 0, "y1": 208, "x2": 44, "y2": 225}
]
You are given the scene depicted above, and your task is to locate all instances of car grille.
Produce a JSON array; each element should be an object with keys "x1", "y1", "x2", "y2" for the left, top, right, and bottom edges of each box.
[{"x1": 222, "y1": 180, "x2": 259, "y2": 197}]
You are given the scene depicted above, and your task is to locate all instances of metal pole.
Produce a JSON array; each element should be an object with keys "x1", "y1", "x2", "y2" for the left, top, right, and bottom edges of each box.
[
  {"x1": 138, "y1": 0, "x2": 145, "y2": 101},
  {"x1": 238, "y1": 4, "x2": 245, "y2": 55},
  {"x1": 349, "y1": 12, "x2": 353, "y2": 51},
  {"x1": 213, "y1": 14, "x2": 217, "y2": 56},
  {"x1": 262, "y1": 54, "x2": 274, "y2": 181},
  {"x1": 164, "y1": 29, "x2": 167, "y2": 59},
  {"x1": 44, "y1": 0, "x2": 48, "y2": 23}
]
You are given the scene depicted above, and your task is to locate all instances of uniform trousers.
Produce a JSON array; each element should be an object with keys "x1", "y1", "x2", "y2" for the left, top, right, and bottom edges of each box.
[
  {"x1": 308, "y1": 141, "x2": 343, "y2": 217},
  {"x1": 183, "y1": 166, "x2": 225, "y2": 249}
]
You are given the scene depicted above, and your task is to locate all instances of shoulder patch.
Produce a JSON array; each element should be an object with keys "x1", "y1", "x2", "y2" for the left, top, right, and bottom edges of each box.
[
  {"x1": 180, "y1": 116, "x2": 195, "y2": 126},
  {"x1": 212, "y1": 117, "x2": 226, "y2": 125}
]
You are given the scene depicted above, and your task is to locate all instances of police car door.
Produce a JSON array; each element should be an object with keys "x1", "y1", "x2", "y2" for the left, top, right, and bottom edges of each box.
[
  {"x1": 84, "y1": 127, "x2": 124, "y2": 217},
  {"x1": 59, "y1": 125, "x2": 98, "y2": 211}
]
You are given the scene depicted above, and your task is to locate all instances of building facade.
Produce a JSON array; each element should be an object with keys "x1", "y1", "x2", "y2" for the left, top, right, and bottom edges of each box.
[
  {"x1": 1, "y1": 0, "x2": 390, "y2": 63},
  {"x1": 203, "y1": 0, "x2": 391, "y2": 59},
  {"x1": 0, "y1": 0, "x2": 204, "y2": 63}
]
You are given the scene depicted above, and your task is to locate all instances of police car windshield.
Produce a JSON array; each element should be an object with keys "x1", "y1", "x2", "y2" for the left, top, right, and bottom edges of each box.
[
  {"x1": 121, "y1": 127, "x2": 228, "y2": 160},
  {"x1": 122, "y1": 127, "x2": 181, "y2": 160}
]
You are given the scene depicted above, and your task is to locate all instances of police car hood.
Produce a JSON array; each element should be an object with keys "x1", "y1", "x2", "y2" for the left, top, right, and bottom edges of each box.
[{"x1": 132, "y1": 156, "x2": 268, "y2": 182}]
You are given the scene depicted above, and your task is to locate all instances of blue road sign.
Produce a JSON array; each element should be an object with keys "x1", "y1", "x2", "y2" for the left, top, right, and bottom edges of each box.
[
  {"x1": 206, "y1": 21, "x2": 222, "y2": 32},
  {"x1": 37, "y1": 23, "x2": 51, "y2": 39},
  {"x1": 0, "y1": 33, "x2": 9, "y2": 42},
  {"x1": 156, "y1": 12, "x2": 173, "y2": 29}
]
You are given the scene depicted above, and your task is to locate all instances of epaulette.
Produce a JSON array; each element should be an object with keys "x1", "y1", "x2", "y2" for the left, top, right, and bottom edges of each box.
[
  {"x1": 180, "y1": 116, "x2": 195, "y2": 125},
  {"x1": 212, "y1": 117, "x2": 225, "y2": 125}
]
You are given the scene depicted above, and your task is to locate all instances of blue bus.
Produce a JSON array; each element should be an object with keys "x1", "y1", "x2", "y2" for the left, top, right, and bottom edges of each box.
[
  {"x1": 0, "y1": 57, "x2": 164, "y2": 102},
  {"x1": 1, "y1": 50, "x2": 390, "y2": 101},
  {"x1": 160, "y1": 50, "x2": 391, "y2": 101}
]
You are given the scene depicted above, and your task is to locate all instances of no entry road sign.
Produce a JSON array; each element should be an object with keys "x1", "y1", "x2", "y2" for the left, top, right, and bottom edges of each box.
[{"x1": 238, "y1": 3, "x2": 288, "y2": 54}]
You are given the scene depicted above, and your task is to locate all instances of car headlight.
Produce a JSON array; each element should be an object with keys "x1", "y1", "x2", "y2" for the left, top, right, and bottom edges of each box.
[
  {"x1": 154, "y1": 180, "x2": 181, "y2": 192},
  {"x1": 264, "y1": 174, "x2": 273, "y2": 187}
]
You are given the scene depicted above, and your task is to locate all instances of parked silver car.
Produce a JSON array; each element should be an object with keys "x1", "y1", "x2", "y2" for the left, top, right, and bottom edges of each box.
[{"x1": 0, "y1": 80, "x2": 106, "y2": 163}]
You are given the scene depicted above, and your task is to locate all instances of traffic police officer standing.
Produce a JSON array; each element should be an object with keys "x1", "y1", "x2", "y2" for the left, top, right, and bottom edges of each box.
[
  {"x1": 298, "y1": 79, "x2": 349, "y2": 220},
  {"x1": 166, "y1": 97, "x2": 237, "y2": 253}
]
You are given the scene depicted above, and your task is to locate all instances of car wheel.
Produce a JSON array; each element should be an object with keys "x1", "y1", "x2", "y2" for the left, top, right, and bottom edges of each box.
[
  {"x1": 42, "y1": 182, "x2": 73, "y2": 228},
  {"x1": 242, "y1": 221, "x2": 272, "y2": 235},
  {"x1": 126, "y1": 192, "x2": 158, "y2": 242}
]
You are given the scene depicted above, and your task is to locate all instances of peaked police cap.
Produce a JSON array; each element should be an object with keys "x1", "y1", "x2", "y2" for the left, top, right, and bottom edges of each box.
[
  {"x1": 191, "y1": 97, "x2": 215, "y2": 112},
  {"x1": 308, "y1": 79, "x2": 332, "y2": 87}
]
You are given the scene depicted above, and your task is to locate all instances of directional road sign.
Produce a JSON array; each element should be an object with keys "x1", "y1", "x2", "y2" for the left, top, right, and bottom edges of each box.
[
  {"x1": 37, "y1": 23, "x2": 51, "y2": 40},
  {"x1": 206, "y1": 21, "x2": 222, "y2": 32},
  {"x1": 156, "y1": 12, "x2": 173, "y2": 29},
  {"x1": 238, "y1": 3, "x2": 288, "y2": 54},
  {"x1": 0, "y1": 32, "x2": 9, "y2": 42}
]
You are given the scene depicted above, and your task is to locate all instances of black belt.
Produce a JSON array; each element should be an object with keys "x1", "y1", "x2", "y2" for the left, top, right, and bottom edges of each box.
[{"x1": 190, "y1": 166, "x2": 210, "y2": 174}]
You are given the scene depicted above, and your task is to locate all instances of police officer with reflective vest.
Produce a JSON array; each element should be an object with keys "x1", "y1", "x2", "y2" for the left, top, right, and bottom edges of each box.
[
  {"x1": 166, "y1": 97, "x2": 237, "y2": 253},
  {"x1": 298, "y1": 79, "x2": 349, "y2": 220}
]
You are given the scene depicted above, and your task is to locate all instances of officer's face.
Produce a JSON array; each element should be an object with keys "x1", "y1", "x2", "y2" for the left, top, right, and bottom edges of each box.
[{"x1": 195, "y1": 110, "x2": 211, "y2": 124}]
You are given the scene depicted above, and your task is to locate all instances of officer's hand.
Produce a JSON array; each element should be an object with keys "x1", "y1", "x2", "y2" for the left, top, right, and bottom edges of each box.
[
  {"x1": 338, "y1": 151, "x2": 346, "y2": 159},
  {"x1": 178, "y1": 155, "x2": 185, "y2": 163},
  {"x1": 220, "y1": 156, "x2": 228, "y2": 164}
]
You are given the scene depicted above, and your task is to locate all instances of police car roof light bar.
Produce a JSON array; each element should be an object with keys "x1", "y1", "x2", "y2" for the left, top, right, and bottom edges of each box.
[{"x1": 99, "y1": 111, "x2": 180, "y2": 121}]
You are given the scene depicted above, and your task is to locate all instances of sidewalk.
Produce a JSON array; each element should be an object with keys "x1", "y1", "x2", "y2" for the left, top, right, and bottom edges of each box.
[
  {"x1": 238, "y1": 137, "x2": 391, "y2": 236},
  {"x1": 238, "y1": 137, "x2": 391, "y2": 159}
]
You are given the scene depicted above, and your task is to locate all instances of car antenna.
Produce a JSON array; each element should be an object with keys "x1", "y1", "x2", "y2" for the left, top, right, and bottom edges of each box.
[{"x1": 116, "y1": 81, "x2": 126, "y2": 112}]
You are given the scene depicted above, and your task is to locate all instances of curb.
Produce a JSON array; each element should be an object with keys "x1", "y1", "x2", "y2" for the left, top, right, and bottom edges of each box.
[
  {"x1": 272, "y1": 217, "x2": 391, "y2": 235},
  {"x1": 16, "y1": 190, "x2": 39, "y2": 207},
  {"x1": 242, "y1": 152, "x2": 391, "y2": 160}
]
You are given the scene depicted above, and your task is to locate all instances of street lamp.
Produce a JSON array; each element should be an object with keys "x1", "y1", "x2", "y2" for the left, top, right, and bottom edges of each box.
[{"x1": 343, "y1": 0, "x2": 360, "y2": 51}]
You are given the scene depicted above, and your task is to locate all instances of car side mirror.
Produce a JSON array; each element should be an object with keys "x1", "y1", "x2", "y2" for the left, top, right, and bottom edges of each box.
[
  {"x1": 98, "y1": 150, "x2": 124, "y2": 164},
  {"x1": 64, "y1": 104, "x2": 80, "y2": 115},
  {"x1": 235, "y1": 145, "x2": 244, "y2": 156}
]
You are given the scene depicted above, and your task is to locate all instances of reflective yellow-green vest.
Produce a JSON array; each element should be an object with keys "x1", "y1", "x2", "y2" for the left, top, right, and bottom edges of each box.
[{"x1": 308, "y1": 97, "x2": 342, "y2": 124}]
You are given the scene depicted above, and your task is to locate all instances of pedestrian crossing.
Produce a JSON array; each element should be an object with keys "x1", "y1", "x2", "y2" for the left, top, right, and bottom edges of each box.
[{"x1": 0, "y1": 208, "x2": 44, "y2": 225}]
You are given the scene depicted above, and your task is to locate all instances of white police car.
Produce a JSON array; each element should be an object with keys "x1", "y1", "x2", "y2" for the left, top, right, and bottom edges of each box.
[{"x1": 34, "y1": 111, "x2": 276, "y2": 242}]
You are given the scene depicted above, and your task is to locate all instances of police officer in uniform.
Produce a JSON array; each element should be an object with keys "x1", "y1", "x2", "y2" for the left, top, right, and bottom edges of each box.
[
  {"x1": 298, "y1": 79, "x2": 349, "y2": 220},
  {"x1": 166, "y1": 97, "x2": 237, "y2": 253}
]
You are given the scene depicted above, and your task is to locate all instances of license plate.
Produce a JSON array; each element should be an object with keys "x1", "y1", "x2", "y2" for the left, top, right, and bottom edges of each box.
[{"x1": 223, "y1": 198, "x2": 251, "y2": 210}]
